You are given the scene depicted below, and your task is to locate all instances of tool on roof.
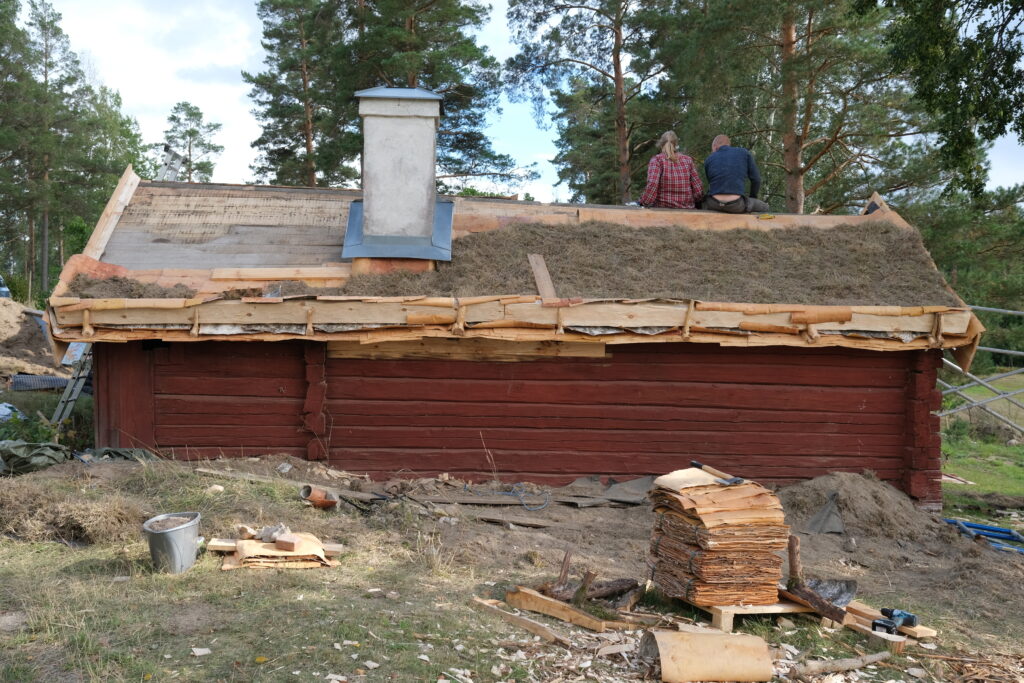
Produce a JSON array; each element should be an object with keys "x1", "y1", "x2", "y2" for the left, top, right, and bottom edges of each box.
[{"x1": 689, "y1": 460, "x2": 744, "y2": 486}]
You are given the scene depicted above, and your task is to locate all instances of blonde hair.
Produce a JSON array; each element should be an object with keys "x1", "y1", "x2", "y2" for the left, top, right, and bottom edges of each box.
[{"x1": 658, "y1": 131, "x2": 679, "y2": 162}]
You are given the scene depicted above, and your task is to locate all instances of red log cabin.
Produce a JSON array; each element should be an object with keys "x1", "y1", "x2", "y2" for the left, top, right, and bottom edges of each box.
[{"x1": 47, "y1": 167, "x2": 982, "y2": 508}]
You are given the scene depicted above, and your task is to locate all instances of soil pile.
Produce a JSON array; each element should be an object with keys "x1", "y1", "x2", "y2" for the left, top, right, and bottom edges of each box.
[
  {"x1": 777, "y1": 473, "x2": 1024, "y2": 648},
  {"x1": 67, "y1": 274, "x2": 196, "y2": 299},
  {"x1": 0, "y1": 299, "x2": 66, "y2": 377},
  {"x1": 778, "y1": 471, "x2": 946, "y2": 542}
]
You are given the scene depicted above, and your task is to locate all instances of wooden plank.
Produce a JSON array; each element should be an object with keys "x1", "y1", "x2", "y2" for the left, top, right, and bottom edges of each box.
[
  {"x1": 527, "y1": 254, "x2": 557, "y2": 298},
  {"x1": 210, "y1": 266, "x2": 351, "y2": 280},
  {"x1": 207, "y1": 538, "x2": 237, "y2": 553},
  {"x1": 505, "y1": 586, "x2": 608, "y2": 632},
  {"x1": 57, "y1": 300, "x2": 464, "y2": 327},
  {"x1": 82, "y1": 165, "x2": 141, "y2": 260},
  {"x1": 845, "y1": 601, "x2": 937, "y2": 639},
  {"x1": 468, "y1": 596, "x2": 571, "y2": 647},
  {"x1": 326, "y1": 339, "x2": 607, "y2": 361}
]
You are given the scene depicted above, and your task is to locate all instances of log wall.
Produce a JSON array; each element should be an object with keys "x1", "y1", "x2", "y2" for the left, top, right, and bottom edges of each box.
[{"x1": 92, "y1": 341, "x2": 943, "y2": 503}]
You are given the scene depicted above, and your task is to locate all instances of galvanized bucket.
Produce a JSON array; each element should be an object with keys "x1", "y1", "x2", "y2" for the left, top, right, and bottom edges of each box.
[{"x1": 142, "y1": 511, "x2": 202, "y2": 574}]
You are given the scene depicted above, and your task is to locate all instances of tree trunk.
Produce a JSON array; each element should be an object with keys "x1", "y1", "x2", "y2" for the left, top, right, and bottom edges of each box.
[
  {"x1": 300, "y1": 59, "x2": 317, "y2": 187},
  {"x1": 26, "y1": 213, "x2": 35, "y2": 302},
  {"x1": 613, "y1": 12, "x2": 630, "y2": 204},
  {"x1": 40, "y1": 208, "x2": 48, "y2": 295},
  {"x1": 780, "y1": 9, "x2": 804, "y2": 213},
  {"x1": 41, "y1": 162, "x2": 49, "y2": 295}
]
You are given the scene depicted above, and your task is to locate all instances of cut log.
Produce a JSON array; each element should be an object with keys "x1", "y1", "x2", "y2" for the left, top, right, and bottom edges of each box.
[
  {"x1": 639, "y1": 630, "x2": 773, "y2": 682},
  {"x1": 544, "y1": 578, "x2": 640, "y2": 603},
  {"x1": 791, "y1": 651, "x2": 891, "y2": 677}
]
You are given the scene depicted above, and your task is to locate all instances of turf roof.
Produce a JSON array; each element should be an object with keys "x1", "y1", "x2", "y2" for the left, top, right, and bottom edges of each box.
[{"x1": 339, "y1": 221, "x2": 961, "y2": 307}]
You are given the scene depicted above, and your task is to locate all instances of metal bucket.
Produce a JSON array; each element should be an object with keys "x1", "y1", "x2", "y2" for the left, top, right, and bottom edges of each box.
[{"x1": 142, "y1": 512, "x2": 202, "y2": 574}]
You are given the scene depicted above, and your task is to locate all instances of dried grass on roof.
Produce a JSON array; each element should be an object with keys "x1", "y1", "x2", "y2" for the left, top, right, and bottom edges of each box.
[{"x1": 341, "y1": 221, "x2": 961, "y2": 306}]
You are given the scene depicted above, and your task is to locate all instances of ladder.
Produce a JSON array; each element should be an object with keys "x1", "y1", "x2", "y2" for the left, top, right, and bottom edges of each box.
[{"x1": 51, "y1": 346, "x2": 93, "y2": 427}]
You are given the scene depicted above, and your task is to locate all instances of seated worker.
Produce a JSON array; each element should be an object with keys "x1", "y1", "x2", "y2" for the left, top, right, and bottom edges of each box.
[
  {"x1": 639, "y1": 131, "x2": 703, "y2": 209},
  {"x1": 703, "y1": 134, "x2": 770, "y2": 214}
]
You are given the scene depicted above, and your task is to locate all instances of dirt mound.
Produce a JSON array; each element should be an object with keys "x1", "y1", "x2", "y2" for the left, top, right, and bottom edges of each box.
[
  {"x1": 67, "y1": 274, "x2": 196, "y2": 299},
  {"x1": 0, "y1": 475, "x2": 146, "y2": 544},
  {"x1": 776, "y1": 473, "x2": 1024, "y2": 649},
  {"x1": 0, "y1": 299, "x2": 66, "y2": 377},
  {"x1": 777, "y1": 471, "x2": 948, "y2": 542}
]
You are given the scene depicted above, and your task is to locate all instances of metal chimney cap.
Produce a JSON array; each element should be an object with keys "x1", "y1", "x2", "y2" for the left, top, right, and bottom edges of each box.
[{"x1": 354, "y1": 86, "x2": 442, "y2": 100}]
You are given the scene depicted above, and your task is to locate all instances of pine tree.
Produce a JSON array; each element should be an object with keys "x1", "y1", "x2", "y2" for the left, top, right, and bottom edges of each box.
[
  {"x1": 246, "y1": 0, "x2": 534, "y2": 191},
  {"x1": 656, "y1": 0, "x2": 943, "y2": 213},
  {"x1": 506, "y1": 0, "x2": 672, "y2": 203},
  {"x1": 162, "y1": 101, "x2": 223, "y2": 183},
  {"x1": 244, "y1": 0, "x2": 356, "y2": 187}
]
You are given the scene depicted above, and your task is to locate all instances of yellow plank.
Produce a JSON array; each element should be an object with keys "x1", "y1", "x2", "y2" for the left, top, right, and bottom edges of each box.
[
  {"x1": 82, "y1": 165, "x2": 141, "y2": 260},
  {"x1": 210, "y1": 266, "x2": 351, "y2": 280},
  {"x1": 326, "y1": 338, "x2": 606, "y2": 361}
]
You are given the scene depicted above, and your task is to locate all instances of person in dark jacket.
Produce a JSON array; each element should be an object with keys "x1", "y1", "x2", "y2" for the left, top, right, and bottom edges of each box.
[{"x1": 702, "y1": 135, "x2": 770, "y2": 214}]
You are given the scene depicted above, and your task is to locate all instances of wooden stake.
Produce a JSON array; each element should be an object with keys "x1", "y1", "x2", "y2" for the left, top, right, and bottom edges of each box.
[{"x1": 468, "y1": 597, "x2": 570, "y2": 648}]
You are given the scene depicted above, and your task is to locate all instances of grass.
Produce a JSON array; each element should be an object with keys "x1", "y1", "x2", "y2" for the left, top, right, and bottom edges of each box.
[
  {"x1": 942, "y1": 414, "x2": 1024, "y2": 520},
  {"x1": 0, "y1": 465, "x2": 598, "y2": 681},
  {"x1": 956, "y1": 371, "x2": 1024, "y2": 424}
]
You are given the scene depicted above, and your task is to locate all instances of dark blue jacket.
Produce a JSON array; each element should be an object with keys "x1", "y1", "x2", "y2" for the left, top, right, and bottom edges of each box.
[{"x1": 704, "y1": 145, "x2": 762, "y2": 198}]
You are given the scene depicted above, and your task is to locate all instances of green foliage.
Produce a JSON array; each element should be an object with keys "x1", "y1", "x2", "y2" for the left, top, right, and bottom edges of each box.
[
  {"x1": 858, "y1": 0, "x2": 1024, "y2": 193},
  {"x1": 3, "y1": 271, "x2": 29, "y2": 303},
  {"x1": 900, "y1": 186, "x2": 1024, "y2": 365},
  {"x1": 506, "y1": 0, "x2": 672, "y2": 203},
  {"x1": 0, "y1": 412, "x2": 58, "y2": 443},
  {"x1": 655, "y1": 0, "x2": 944, "y2": 214},
  {"x1": 160, "y1": 101, "x2": 223, "y2": 183},
  {"x1": 0, "y1": 0, "x2": 149, "y2": 297},
  {"x1": 0, "y1": 390, "x2": 94, "y2": 451}
]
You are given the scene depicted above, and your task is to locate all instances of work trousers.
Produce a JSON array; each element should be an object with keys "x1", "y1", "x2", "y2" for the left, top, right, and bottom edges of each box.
[{"x1": 703, "y1": 195, "x2": 770, "y2": 214}]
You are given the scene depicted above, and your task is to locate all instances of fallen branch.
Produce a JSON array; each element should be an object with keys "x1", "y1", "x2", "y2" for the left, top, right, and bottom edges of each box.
[{"x1": 791, "y1": 651, "x2": 891, "y2": 677}]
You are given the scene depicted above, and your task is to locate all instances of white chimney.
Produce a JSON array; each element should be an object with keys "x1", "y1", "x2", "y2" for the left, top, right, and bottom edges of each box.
[{"x1": 344, "y1": 87, "x2": 452, "y2": 264}]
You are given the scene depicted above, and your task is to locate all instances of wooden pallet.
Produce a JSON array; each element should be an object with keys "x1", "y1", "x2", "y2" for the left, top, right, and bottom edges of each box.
[{"x1": 679, "y1": 597, "x2": 815, "y2": 633}]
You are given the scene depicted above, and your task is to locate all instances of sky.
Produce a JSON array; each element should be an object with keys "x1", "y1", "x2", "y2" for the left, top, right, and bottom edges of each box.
[{"x1": 53, "y1": 0, "x2": 1021, "y2": 203}]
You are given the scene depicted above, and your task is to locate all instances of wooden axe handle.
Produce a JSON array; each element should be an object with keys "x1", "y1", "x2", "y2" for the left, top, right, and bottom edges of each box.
[{"x1": 691, "y1": 460, "x2": 736, "y2": 481}]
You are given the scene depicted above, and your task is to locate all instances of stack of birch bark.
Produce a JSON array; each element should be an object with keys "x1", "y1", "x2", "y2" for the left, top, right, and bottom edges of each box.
[{"x1": 648, "y1": 468, "x2": 789, "y2": 606}]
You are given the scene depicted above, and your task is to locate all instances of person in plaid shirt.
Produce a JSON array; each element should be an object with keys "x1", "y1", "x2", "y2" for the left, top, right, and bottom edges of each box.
[{"x1": 639, "y1": 131, "x2": 703, "y2": 209}]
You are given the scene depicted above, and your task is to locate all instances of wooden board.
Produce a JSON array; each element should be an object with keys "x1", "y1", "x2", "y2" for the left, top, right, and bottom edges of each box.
[
  {"x1": 845, "y1": 601, "x2": 937, "y2": 639},
  {"x1": 83, "y1": 165, "x2": 141, "y2": 260},
  {"x1": 326, "y1": 338, "x2": 606, "y2": 361},
  {"x1": 504, "y1": 586, "x2": 609, "y2": 632}
]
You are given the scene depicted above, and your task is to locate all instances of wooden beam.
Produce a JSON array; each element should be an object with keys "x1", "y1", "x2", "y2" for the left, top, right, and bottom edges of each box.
[
  {"x1": 210, "y1": 266, "x2": 351, "y2": 281},
  {"x1": 469, "y1": 597, "x2": 571, "y2": 647},
  {"x1": 325, "y1": 338, "x2": 607, "y2": 361},
  {"x1": 527, "y1": 254, "x2": 557, "y2": 299},
  {"x1": 82, "y1": 165, "x2": 141, "y2": 261},
  {"x1": 845, "y1": 601, "x2": 937, "y2": 639},
  {"x1": 504, "y1": 586, "x2": 608, "y2": 632}
]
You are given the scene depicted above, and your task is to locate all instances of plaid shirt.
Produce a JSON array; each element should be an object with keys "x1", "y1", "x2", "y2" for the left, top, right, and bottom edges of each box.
[{"x1": 639, "y1": 153, "x2": 703, "y2": 208}]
